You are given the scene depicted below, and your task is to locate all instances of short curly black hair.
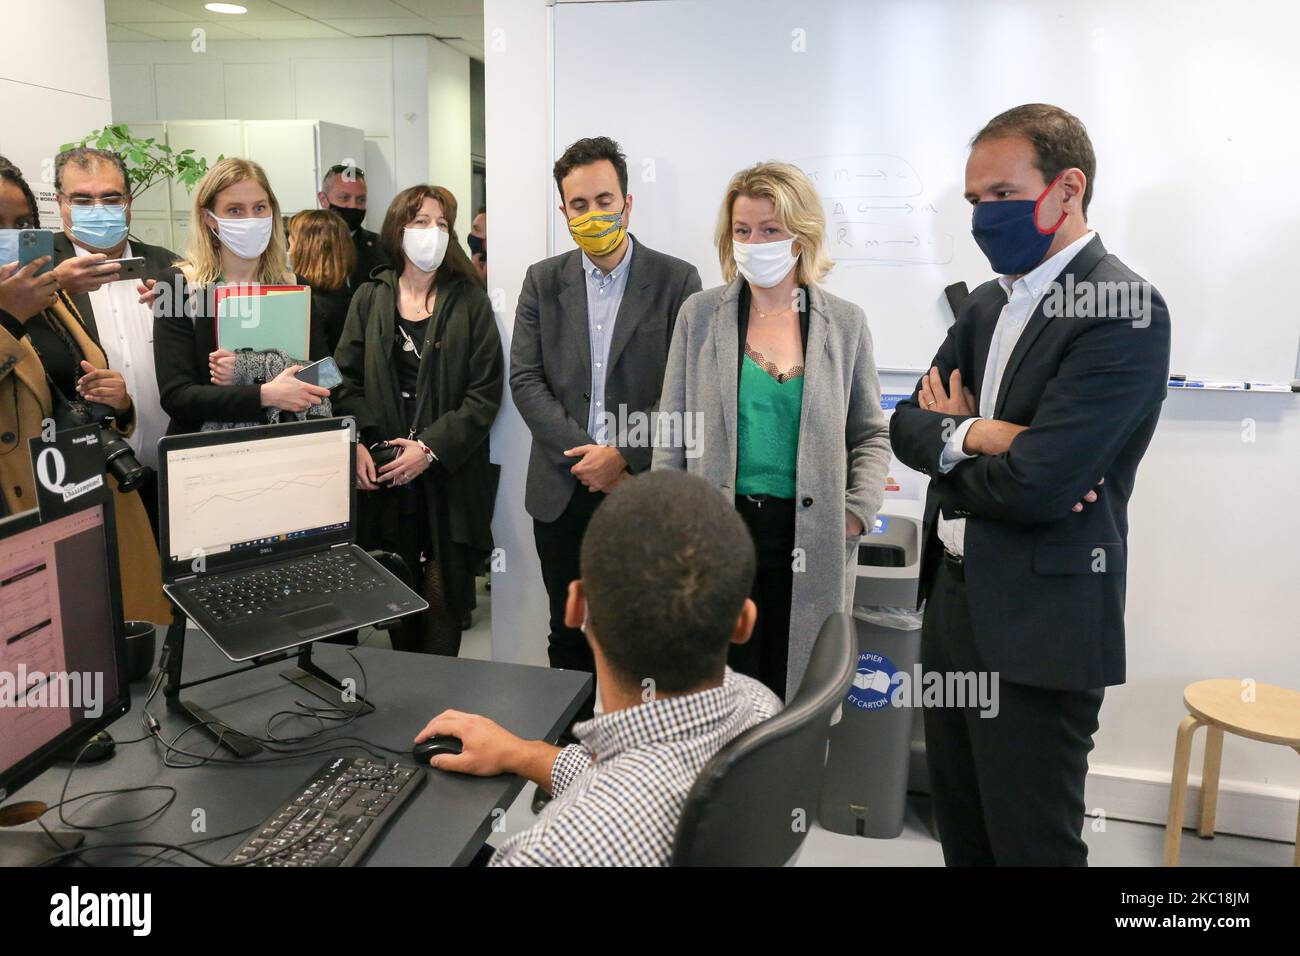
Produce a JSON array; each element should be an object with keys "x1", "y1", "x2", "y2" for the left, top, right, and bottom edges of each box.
[
  {"x1": 553, "y1": 136, "x2": 628, "y2": 204},
  {"x1": 579, "y1": 470, "x2": 756, "y2": 693},
  {"x1": 0, "y1": 155, "x2": 40, "y2": 227}
]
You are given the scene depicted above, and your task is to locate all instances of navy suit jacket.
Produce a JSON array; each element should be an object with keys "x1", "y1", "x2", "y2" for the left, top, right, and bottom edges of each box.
[{"x1": 889, "y1": 235, "x2": 1171, "y2": 690}]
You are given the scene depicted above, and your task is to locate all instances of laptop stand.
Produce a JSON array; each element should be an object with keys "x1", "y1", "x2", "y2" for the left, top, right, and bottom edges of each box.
[{"x1": 158, "y1": 550, "x2": 415, "y2": 758}]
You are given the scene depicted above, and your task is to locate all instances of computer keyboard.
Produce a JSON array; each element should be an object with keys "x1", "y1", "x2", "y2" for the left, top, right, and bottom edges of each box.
[
  {"x1": 223, "y1": 756, "x2": 425, "y2": 867},
  {"x1": 188, "y1": 551, "x2": 384, "y2": 623}
]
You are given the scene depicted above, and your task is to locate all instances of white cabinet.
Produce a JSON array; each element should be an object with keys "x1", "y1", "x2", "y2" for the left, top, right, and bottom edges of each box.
[
  {"x1": 243, "y1": 120, "x2": 366, "y2": 217},
  {"x1": 119, "y1": 119, "x2": 367, "y2": 254}
]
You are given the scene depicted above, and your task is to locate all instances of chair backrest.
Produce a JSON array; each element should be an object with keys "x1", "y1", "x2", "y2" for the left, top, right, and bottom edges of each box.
[{"x1": 670, "y1": 612, "x2": 857, "y2": 866}]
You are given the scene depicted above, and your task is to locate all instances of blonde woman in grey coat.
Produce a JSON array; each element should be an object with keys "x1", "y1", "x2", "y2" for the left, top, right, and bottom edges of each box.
[{"x1": 653, "y1": 161, "x2": 890, "y2": 700}]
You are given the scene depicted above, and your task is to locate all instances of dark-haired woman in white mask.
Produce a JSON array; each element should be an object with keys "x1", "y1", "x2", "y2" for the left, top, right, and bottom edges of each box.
[
  {"x1": 333, "y1": 184, "x2": 502, "y2": 655},
  {"x1": 653, "y1": 161, "x2": 891, "y2": 700},
  {"x1": 153, "y1": 157, "x2": 330, "y2": 433}
]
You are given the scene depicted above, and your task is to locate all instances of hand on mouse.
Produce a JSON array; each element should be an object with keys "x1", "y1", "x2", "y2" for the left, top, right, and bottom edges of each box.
[{"x1": 415, "y1": 709, "x2": 560, "y2": 786}]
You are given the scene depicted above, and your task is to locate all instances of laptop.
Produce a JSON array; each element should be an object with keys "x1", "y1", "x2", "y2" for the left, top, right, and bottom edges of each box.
[{"x1": 158, "y1": 417, "x2": 427, "y2": 662}]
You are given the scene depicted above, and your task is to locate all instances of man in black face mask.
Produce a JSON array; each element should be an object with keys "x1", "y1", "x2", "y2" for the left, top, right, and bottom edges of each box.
[{"x1": 317, "y1": 163, "x2": 386, "y2": 287}]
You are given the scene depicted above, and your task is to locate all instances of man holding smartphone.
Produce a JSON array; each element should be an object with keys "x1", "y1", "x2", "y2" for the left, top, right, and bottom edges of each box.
[{"x1": 51, "y1": 147, "x2": 179, "y2": 536}]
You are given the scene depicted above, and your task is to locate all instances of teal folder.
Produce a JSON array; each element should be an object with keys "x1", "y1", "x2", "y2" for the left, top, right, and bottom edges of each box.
[{"x1": 215, "y1": 285, "x2": 312, "y2": 357}]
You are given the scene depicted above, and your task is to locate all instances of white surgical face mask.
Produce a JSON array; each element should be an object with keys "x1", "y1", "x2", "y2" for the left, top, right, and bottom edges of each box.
[
  {"x1": 209, "y1": 213, "x2": 273, "y2": 261},
  {"x1": 732, "y1": 236, "x2": 798, "y2": 288},
  {"x1": 403, "y1": 226, "x2": 449, "y2": 273}
]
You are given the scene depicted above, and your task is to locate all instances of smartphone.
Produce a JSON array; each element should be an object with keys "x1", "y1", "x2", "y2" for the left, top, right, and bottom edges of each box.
[
  {"x1": 104, "y1": 256, "x2": 147, "y2": 282},
  {"x1": 18, "y1": 229, "x2": 55, "y2": 275},
  {"x1": 296, "y1": 356, "x2": 343, "y2": 389}
]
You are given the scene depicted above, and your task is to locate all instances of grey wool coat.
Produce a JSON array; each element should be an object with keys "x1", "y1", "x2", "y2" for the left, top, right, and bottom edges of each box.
[{"x1": 652, "y1": 277, "x2": 892, "y2": 699}]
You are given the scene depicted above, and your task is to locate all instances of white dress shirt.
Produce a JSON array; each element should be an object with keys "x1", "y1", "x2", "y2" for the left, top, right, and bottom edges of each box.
[
  {"x1": 77, "y1": 241, "x2": 168, "y2": 469},
  {"x1": 936, "y1": 231, "x2": 1096, "y2": 557}
]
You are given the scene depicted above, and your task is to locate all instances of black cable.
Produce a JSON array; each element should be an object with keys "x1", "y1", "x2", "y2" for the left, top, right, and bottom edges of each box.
[
  {"x1": 38, "y1": 765, "x2": 393, "y2": 867},
  {"x1": 50, "y1": 735, "x2": 176, "y2": 832},
  {"x1": 48, "y1": 639, "x2": 412, "y2": 865}
]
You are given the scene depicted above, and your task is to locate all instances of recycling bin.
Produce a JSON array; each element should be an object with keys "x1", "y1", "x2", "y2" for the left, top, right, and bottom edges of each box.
[{"x1": 818, "y1": 510, "x2": 924, "y2": 839}]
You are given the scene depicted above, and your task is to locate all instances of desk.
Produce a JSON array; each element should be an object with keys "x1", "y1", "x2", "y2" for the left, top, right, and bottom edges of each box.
[{"x1": 11, "y1": 632, "x2": 592, "y2": 866}]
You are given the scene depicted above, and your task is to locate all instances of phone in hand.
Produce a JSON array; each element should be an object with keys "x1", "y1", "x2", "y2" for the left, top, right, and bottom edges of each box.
[
  {"x1": 104, "y1": 256, "x2": 147, "y2": 282},
  {"x1": 295, "y1": 356, "x2": 343, "y2": 389},
  {"x1": 18, "y1": 229, "x2": 55, "y2": 275}
]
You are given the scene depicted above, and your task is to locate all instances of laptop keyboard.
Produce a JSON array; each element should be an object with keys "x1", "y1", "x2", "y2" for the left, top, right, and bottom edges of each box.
[{"x1": 185, "y1": 551, "x2": 385, "y2": 623}]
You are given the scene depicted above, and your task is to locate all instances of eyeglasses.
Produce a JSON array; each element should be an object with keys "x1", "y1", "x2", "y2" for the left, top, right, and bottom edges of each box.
[{"x1": 61, "y1": 195, "x2": 128, "y2": 208}]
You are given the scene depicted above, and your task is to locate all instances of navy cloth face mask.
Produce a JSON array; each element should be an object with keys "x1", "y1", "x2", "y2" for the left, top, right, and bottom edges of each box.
[
  {"x1": 970, "y1": 173, "x2": 1067, "y2": 276},
  {"x1": 70, "y1": 204, "x2": 129, "y2": 249}
]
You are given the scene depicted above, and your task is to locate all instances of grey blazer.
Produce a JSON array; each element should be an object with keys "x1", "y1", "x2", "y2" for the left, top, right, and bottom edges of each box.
[
  {"x1": 653, "y1": 278, "x2": 891, "y2": 698},
  {"x1": 510, "y1": 236, "x2": 702, "y2": 522}
]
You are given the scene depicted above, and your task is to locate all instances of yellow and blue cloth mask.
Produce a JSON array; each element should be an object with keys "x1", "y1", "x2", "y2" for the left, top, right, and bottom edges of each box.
[{"x1": 567, "y1": 208, "x2": 626, "y2": 258}]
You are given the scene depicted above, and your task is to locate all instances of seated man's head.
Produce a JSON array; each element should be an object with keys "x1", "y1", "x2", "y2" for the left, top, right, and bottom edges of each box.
[{"x1": 567, "y1": 471, "x2": 757, "y2": 702}]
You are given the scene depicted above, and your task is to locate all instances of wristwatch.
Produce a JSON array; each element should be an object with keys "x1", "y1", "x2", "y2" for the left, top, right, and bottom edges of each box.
[{"x1": 416, "y1": 440, "x2": 437, "y2": 465}]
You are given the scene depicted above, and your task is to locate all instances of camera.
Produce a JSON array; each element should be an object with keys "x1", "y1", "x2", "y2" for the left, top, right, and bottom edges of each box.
[
  {"x1": 55, "y1": 398, "x2": 149, "y2": 493},
  {"x1": 368, "y1": 440, "x2": 401, "y2": 469}
]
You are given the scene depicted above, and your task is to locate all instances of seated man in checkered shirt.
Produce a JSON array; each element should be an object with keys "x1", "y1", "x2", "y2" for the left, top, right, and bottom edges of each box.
[{"x1": 413, "y1": 470, "x2": 783, "y2": 866}]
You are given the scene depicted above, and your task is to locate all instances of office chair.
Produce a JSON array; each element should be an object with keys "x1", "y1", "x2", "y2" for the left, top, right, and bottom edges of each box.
[{"x1": 670, "y1": 612, "x2": 857, "y2": 866}]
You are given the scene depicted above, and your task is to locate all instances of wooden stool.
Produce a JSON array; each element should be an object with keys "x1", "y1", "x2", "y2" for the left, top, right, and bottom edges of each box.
[{"x1": 1163, "y1": 679, "x2": 1300, "y2": 866}]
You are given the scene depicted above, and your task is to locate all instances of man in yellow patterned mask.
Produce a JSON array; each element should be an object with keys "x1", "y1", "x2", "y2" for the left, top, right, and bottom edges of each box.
[
  {"x1": 566, "y1": 204, "x2": 627, "y2": 258},
  {"x1": 509, "y1": 135, "x2": 702, "y2": 814}
]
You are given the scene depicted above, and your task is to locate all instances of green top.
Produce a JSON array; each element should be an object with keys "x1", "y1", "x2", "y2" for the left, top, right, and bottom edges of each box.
[{"x1": 736, "y1": 350, "x2": 804, "y2": 498}]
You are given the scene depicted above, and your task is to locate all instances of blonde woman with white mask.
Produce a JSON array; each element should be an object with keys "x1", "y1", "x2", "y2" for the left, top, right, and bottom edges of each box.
[
  {"x1": 153, "y1": 158, "x2": 329, "y2": 433},
  {"x1": 333, "y1": 185, "x2": 502, "y2": 657},
  {"x1": 653, "y1": 161, "x2": 891, "y2": 700}
]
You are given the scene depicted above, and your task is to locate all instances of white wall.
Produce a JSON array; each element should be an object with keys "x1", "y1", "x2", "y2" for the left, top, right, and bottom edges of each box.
[
  {"x1": 0, "y1": 0, "x2": 113, "y2": 226},
  {"x1": 108, "y1": 35, "x2": 474, "y2": 233},
  {"x1": 427, "y1": 37, "x2": 473, "y2": 231},
  {"x1": 485, "y1": 0, "x2": 554, "y2": 668},
  {"x1": 485, "y1": 0, "x2": 1300, "y2": 841}
]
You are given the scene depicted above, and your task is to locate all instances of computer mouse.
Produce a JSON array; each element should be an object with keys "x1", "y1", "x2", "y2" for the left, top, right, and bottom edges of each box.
[{"x1": 413, "y1": 735, "x2": 463, "y2": 764}]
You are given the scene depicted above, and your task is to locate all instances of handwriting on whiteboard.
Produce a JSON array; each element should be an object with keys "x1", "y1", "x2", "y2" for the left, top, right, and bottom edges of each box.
[{"x1": 796, "y1": 153, "x2": 953, "y2": 266}]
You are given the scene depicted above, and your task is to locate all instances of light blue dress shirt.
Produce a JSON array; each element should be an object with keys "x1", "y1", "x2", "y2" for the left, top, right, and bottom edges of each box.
[{"x1": 581, "y1": 235, "x2": 634, "y2": 441}]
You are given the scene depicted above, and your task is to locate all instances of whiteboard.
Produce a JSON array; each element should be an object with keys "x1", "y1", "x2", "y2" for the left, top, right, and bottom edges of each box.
[{"x1": 552, "y1": 0, "x2": 1300, "y2": 380}]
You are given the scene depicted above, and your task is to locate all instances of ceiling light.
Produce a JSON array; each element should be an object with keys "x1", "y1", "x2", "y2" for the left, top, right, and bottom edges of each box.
[{"x1": 204, "y1": 3, "x2": 248, "y2": 13}]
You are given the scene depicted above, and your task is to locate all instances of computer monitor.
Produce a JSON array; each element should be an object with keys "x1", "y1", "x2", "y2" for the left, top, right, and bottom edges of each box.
[
  {"x1": 157, "y1": 417, "x2": 356, "y2": 583},
  {"x1": 0, "y1": 501, "x2": 129, "y2": 802}
]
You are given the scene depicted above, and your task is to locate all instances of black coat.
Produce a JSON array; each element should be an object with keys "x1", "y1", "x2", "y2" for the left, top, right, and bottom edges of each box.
[
  {"x1": 332, "y1": 268, "x2": 503, "y2": 554},
  {"x1": 153, "y1": 266, "x2": 333, "y2": 434},
  {"x1": 889, "y1": 235, "x2": 1171, "y2": 691},
  {"x1": 350, "y1": 227, "x2": 386, "y2": 289}
]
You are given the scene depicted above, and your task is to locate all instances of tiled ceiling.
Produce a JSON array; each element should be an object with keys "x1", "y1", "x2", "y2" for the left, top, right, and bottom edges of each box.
[{"x1": 105, "y1": 0, "x2": 484, "y2": 59}]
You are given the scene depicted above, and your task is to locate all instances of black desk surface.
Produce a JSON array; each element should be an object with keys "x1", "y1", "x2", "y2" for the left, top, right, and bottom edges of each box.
[{"x1": 12, "y1": 632, "x2": 592, "y2": 867}]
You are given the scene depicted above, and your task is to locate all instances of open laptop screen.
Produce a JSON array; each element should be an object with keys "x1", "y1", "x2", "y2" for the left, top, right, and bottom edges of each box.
[{"x1": 160, "y1": 419, "x2": 355, "y2": 579}]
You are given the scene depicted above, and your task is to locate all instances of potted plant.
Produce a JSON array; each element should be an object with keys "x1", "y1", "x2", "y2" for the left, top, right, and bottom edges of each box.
[{"x1": 59, "y1": 124, "x2": 219, "y2": 196}]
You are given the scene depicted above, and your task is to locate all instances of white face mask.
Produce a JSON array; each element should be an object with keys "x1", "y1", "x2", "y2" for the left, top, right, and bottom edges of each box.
[
  {"x1": 733, "y1": 236, "x2": 798, "y2": 288},
  {"x1": 403, "y1": 226, "x2": 449, "y2": 273},
  {"x1": 209, "y1": 213, "x2": 273, "y2": 261}
]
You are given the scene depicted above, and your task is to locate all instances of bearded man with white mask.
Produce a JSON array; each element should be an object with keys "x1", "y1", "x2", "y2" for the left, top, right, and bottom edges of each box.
[{"x1": 652, "y1": 161, "x2": 891, "y2": 702}]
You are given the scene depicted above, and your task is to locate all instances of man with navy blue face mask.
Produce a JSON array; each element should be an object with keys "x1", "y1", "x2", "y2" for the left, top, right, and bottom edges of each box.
[
  {"x1": 890, "y1": 104, "x2": 1171, "y2": 866},
  {"x1": 51, "y1": 147, "x2": 179, "y2": 536}
]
